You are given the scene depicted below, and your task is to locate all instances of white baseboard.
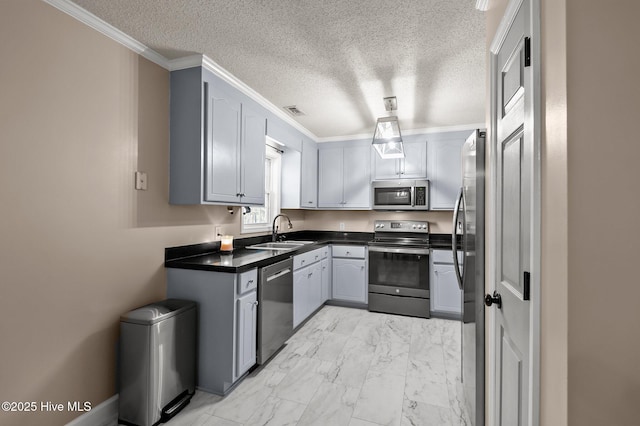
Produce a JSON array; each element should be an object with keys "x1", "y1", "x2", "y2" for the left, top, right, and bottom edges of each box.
[{"x1": 65, "y1": 394, "x2": 118, "y2": 426}]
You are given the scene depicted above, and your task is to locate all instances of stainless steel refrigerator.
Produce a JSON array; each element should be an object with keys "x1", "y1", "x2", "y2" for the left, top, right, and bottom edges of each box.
[{"x1": 452, "y1": 129, "x2": 485, "y2": 425}]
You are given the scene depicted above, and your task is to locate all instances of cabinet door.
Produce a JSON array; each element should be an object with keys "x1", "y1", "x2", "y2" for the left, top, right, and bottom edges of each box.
[
  {"x1": 301, "y1": 138, "x2": 318, "y2": 208},
  {"x1": 428, "y1": 138, "x2": 464, "y2": 210},
  {"x1": 293, "y1": 269, "x2": 305, "y2": 328},
  {"x1": 373, "y1": 155, "x2": 400, "y2": 180},
  {"x1": 318, "y1": 147, "x2": 344, "y2": 207},
  {"x1": 431, "y1": 263, "x2": 462, "y2": 314},
  {"x1": 332, "y1": 258, "x2": 367, "y2": 303},
  {"x1": 321, "y1": 258, "x2": 331, "y2": 303},
  {"x1": 401, "y1": 139, "x2": 428, "y2": 179},
  {"x1": 236, "y1": 291, "x2": 257, "y2": 377},
  {"x1": 343, "y1": 145, "x2": 371, "y2": 208},
  {"x1": 308, "y1": 263, "x2": 323, "y2": 313},
  {"x1": 240, "y1": 104, "x2": 266, "y2": 205},
  {"x1": 205, "y1": 87, "x2": 241, "y2": 203}
]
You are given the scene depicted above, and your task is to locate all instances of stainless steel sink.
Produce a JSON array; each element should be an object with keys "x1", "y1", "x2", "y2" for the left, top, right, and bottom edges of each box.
[{"x1": 246, "y1": 241, "x2": 315, "y2": 251}]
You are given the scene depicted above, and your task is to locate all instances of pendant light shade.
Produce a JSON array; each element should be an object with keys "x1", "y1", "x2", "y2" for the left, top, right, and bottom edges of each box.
[{"x1": 372, "y1": 116, "x2": 405, "y2": 159}]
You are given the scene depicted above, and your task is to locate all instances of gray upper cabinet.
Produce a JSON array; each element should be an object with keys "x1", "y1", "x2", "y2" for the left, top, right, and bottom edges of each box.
[
  {"x1": 205, "y1": 85, "x2": 241, "y2": 203},
  {"x1": 372, "y1": 139, "x2": 427, "y2": 180},
  {"x1": 427, "y1": 135, "x2": 465, "y2": 210},
  {"x1": 281, "y1": 137, "x2": 317, "y2": 209},
  {"x1": 318, "y1": 144, "x2": 371, "y2": 209},
  {"x1": 239, "y1": 104, "x2": 267, "y2": 204},
  {"x1": 170, "y1": 67, "x2": 265, "y2": 205},
  {"x1": 318, "y1": 147, "x2": 344, "y2": 207},
  {"x1": 301, "y1": 138, "x2": 318, "y2": 208}
]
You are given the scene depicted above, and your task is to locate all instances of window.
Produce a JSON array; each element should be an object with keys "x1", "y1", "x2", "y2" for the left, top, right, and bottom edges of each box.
[{"x1": 241, "y1": 144, "x2": 281, "y2": 233}]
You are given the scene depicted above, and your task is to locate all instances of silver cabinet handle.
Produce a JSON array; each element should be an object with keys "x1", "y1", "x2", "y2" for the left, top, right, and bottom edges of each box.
[
  {"x1": 247, "y1": 279, "x2": 254, "y2": 284},
  {"x1": 253, "y1": 301, "x2": 259, "y2": 306}
]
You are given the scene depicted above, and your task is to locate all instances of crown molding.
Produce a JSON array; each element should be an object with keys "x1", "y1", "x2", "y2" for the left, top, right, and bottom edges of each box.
[
  {"x1": 168, "y1": 55, "x2": 318, "y2": 141},
  {"x1": 40, "y1": 0, "x2": 478, "y2": 145},
  {"x1": 42, "y1": 0, "x2": 170, "y2": 69},
  {"x1": 316, "y1": 122, "x2": 486, "y2": 143},
  {"x1": 42, "y1": 0, "x2": 318, "y2": 142}
]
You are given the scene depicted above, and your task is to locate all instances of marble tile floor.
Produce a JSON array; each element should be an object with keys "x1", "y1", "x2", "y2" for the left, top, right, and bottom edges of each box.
[{"x1": 165, "y1": 305, "x2": 471, "y2": 426}]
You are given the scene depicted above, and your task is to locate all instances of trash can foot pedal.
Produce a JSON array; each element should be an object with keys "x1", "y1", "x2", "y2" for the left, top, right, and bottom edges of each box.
[{"x1": 160, "y1": 390, "x2": 193, "y2": 422}]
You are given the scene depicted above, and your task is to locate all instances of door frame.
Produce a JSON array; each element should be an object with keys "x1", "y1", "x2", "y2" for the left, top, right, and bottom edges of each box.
[{"x1": 487, "y1": 0, "x2": 541, "y2": 424}]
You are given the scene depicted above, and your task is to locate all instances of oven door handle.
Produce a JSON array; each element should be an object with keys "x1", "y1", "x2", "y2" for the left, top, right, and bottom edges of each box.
[{"x1": 368, "y1": 246, "x2": 430, "y2": 255}]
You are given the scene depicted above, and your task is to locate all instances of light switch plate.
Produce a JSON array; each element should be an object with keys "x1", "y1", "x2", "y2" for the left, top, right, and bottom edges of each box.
[
  {"x1": 339, "y1": 222, "x2": 345, "y2": 231},
  {"x1": 135, "y1": 172, "x2": 148, "y2": 190},
  {"x1": 215, "y1": 226, "x2": 222, "y2": 240}
]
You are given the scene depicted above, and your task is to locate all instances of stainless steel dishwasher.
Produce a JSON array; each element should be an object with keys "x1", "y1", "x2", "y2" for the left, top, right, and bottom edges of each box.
[{"x1": 257, "y1": 257, "x2": 294, "y2": 364}]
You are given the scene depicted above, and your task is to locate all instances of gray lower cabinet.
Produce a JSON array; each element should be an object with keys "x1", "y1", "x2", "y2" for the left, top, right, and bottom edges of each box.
[
  {"x1": 321, "y1": 258, "x2": 331, "y2": 303},
  {"x1": 430, "y1": 249, "x2": 462, "y2": 317},
  {"x1": 170, "y1": 66, "x2": 266, "y2": 205},
  {"x1": 236, "y1": 291, "x2": 258, "y2": 377},
  {"x1": 166, "y1": 267, "x2": 258, "y2": 395},
  {"x1": 293, "y1": 247, "x2": 328, "y2": 328},
  {"x1": 331, "y1": 245, "x2": 367, "y2": 303}
]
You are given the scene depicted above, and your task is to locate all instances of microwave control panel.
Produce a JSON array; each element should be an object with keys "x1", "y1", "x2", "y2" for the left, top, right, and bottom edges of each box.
[{"x1": 414, "y1": 187, "x2": 427, "y2": 206}]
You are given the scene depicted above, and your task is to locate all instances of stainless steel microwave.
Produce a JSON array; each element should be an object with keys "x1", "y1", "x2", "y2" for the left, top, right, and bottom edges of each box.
[{"x1": 372, "y1": 179, "x2": 429, "y2": 210}]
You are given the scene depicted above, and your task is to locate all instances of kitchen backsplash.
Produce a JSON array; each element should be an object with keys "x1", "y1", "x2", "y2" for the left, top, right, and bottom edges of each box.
[{"x1": 288, "y1": 209, "x2": 454, "y2": 234}]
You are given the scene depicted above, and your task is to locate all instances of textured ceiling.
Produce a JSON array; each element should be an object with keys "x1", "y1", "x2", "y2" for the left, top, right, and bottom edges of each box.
[{"x1": 71, "y1": 0, "x2": 486, "y2": 139}]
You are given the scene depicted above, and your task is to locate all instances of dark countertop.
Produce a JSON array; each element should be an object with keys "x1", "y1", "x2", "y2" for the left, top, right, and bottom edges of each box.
[
  {"x1": 165, "y1": 230, "x2": 458, "y2": 273},
  {"x1": 165, "y1": 231, "x2": 374, "y2": 273}
]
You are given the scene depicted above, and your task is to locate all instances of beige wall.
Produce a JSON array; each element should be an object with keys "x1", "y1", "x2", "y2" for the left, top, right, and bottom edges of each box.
[
  {"x1": 302, "y1": 210, "x2": 455, "y2": 234},
  {"x1": 539, "y1": 0, "x2": 569, "y2": 424},
  {"x1": 0, "y1": 1, "x2": 257, "y2": 424},
  {"x1": 565, "y1": 1, "x2": 640, "y2": 425}
]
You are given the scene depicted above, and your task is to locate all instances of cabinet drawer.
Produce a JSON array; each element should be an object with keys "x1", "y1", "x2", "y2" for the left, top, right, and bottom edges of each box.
[
  {"x1": 332, "y1": 245, "x2": 366, "y2": 259},
  {"x1": 293, "y1": 247, "x2": 325, "y2": 270},
  {"x1": 237, "y1": 269, "x2": 258, "y2": 295},
  {"x1": 431, "y1": 249, "x2": 462, "y2": 264}
]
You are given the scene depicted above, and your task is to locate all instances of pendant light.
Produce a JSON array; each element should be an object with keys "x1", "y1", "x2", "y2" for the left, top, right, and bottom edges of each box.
[{"x1": 372, "y1": 96, "x2": 405, "y2": 159}]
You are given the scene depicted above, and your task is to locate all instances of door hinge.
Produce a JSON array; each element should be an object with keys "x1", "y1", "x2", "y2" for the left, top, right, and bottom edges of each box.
[
  {"x1": 523, "y1": 271, "x2": 531, "y2": 301},
  {"x1": 524, "y1": 37, "x2": 531, "y2": 67}
]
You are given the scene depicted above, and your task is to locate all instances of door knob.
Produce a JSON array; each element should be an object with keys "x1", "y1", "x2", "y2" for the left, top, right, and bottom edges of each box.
[{"x1": 485, "y1": 291, "x2": 502, "y2": 309}]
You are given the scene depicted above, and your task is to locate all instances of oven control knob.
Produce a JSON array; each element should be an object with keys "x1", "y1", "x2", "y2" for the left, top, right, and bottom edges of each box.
[
  {"x1": 380, "y1": 224, "x2": 384, "y2": 228},
  {"x1": 412, "y1": 225, "x2": 417, "y2": 229}
]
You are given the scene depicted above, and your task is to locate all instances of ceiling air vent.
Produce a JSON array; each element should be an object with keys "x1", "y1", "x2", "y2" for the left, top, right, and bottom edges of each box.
[{"x1": 283, "y1": 105, "x2": 305, "y2": 116}]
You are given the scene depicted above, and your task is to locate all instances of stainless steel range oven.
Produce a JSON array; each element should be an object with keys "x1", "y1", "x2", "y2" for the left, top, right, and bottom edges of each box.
[{"x1": 368, "y1": 220, "x2": 430, "y2": 318}]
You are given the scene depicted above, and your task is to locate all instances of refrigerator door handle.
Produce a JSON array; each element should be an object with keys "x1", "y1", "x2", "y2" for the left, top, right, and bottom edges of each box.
[{"x1": 452, "y1": 187, "x2": 464, "y2": 290}]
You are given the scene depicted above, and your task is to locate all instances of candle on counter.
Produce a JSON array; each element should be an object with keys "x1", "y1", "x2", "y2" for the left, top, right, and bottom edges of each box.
[{"x1": 220, "y1": 235, "x2": 234, "y2": 252}]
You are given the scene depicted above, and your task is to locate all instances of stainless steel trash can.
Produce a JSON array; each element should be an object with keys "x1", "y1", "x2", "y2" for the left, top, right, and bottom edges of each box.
[{"x1": 118, "y1": 299, "x2": 196, "y2": 426}]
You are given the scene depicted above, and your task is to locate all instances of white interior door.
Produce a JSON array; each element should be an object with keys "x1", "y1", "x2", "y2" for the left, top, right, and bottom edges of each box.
[{"x1": 490, "y1": 0, "x2": 535, "y2": 425}]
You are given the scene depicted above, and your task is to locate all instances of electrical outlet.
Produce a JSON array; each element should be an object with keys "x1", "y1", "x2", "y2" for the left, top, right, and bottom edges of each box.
[
  {"x1": 134, "y1": 172, "x2": 148, "y2": 190},
  {"x1": 215, "y1": 226, "x2": 223, "y2": 240},
  {"x1": 339, "y1": 222, "x2": 345, "y2": 231}
]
